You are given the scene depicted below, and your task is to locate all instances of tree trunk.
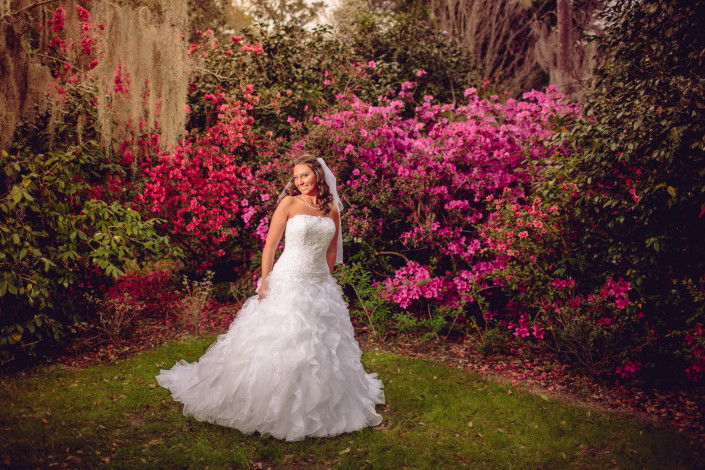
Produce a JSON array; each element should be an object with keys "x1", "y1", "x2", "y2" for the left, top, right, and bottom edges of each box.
[
  {"x1": 557, "y1": 0, "x2": 576, "y2": 95},
  {"x1": 0, "y1": 23, "x2": 30, "y2": 151}
]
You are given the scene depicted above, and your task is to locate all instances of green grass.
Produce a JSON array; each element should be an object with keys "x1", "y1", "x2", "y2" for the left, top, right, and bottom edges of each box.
[{"x1": 1, "y1": 337, "x2": 703, "y2": 469}]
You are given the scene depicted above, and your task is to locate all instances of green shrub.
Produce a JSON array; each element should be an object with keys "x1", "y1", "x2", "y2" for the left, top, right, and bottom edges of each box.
[
  {"x1": 335, "y1": 262, "x2": 394, "y2": 341},
  {"x1": 480, "y1": 193, "x2": 650, "y2": 377},
  {"x1": 0, "y1": 143, "x2": 176, "y2": 364},
  {"x1": 553, "y1": 0, "x2": 705, "y2": 379},
  {"x1": 185, "y1": 5, "x2": 477, "y2": 145}
]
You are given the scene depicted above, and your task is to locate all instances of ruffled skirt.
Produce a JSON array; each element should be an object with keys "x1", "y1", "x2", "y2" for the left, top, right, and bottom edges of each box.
[{"x1": 156, "y1": 269, "x2": 385, "y2": 441}]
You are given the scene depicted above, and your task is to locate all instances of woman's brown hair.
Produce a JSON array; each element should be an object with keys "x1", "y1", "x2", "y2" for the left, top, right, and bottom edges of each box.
[{"x1": 282, "y1": 153, "x2": 334, "y2": 215}]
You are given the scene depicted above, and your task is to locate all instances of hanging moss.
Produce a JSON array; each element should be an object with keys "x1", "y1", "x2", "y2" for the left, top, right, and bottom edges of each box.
[{"x1": 90, "y1": 0, "x2": 190, "y2": 157}]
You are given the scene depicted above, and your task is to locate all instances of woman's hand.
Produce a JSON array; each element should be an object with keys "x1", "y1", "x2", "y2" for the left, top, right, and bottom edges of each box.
[{"x1": 257, "y1": 279, "x2": 268, "y2": 301}]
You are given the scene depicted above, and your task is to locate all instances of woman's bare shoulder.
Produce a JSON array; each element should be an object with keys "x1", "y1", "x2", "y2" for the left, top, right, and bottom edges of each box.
[
  {"x1": 328, "y1": 203, "x2": 340, "y2": 219},
  {"x1": 278, "y1": 195, "x2": 297, "y2": 207},
  {"x1": 271, "y1": 195, "x2": 298, "y2": 220}
]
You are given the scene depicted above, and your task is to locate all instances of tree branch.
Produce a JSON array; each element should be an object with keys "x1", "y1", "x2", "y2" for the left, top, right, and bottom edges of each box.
[{"x1": 10, "y1": 0, "x2": 61, "y2": 18}]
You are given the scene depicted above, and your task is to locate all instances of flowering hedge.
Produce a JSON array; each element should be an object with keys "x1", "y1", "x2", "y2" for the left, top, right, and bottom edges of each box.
[
  {"x1": 294, "y1": 83, "x2": 671, "y2": 379},
  {"x1": 7, "y1": 3, "x2": 703, "y2": 384},
  {"x1": 138, "y1": 77, "x2": 663, "y2": 378},
  {"x1": 138, "y1": 78, "x2": 625, "y2": 370},
  {"x1": 301, "y1": 85, "x2": 579, "y2": 328}
]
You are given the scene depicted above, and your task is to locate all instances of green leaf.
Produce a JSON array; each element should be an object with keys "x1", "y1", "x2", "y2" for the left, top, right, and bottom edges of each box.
[{"x1": 11, "y1": 186, "x2": 22, "y2": 203}]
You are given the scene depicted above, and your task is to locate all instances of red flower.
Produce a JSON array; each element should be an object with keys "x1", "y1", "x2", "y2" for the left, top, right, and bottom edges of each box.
[{"x1": 52, "y1": 7, "x2": 65, "y2": 33}]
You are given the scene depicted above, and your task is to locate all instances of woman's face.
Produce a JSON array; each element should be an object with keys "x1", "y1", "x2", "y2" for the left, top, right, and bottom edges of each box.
[{"x1": 293, "y1": 164, "x2": 318, "y2": 196}]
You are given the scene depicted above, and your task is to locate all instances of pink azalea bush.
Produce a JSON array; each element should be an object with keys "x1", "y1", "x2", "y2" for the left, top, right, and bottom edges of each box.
[
  {"x1": 480, "y1": 192, "x2": 654, "y2": 377},
  {"x1": 137, "y1": 97, "x2": 290, "y2": 272},
  {"x1": 139, "y1": 80, "x2": 583, "y2": 341},
  {"x1": 294, "y1": 84, "x2": 583, "y2": 337},
  {"x1": 298, "y1": 84, "x2": 663, "y2": 378}
]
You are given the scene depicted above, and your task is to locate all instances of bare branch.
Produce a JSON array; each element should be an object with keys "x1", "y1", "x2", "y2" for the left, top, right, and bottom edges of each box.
[
  {"x1": 430, "y1": 0, "x2": 540, "y2": 94},
  {"x1": 5, "y1": 0, "x2": 60, "y2": 19}
]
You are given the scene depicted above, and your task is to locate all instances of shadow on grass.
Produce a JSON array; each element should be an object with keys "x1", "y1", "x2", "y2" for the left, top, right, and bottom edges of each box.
[{"x1": 1, "y1": 337, "x2": 703, "y2": 469}]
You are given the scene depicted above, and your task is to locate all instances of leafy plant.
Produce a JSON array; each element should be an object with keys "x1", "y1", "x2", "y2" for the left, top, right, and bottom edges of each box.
[
  {"x1": 477, "y1": 327, "x2": 510, "y2": 356},
  {"x1": 480, "y1": 194, "x2": 651, "y2": 377},
  {"x1": 0, "y1": 143, "x2": 176, "y2": 363},
  {"x1": 335, "y1": 263, "x2": 394, "y2": 341},
  {"x1": 92, "y1": 291, "x2": 146, "y2": 342},
  {"x1": 555, "y1": 0, "x2": 705, "y2": 379},
  {"x1": 184, "y1": 5, "x2": 477, "y2": 142}
]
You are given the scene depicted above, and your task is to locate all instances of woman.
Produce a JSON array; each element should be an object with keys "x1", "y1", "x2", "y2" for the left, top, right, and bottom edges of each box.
[{"x1": 157, "y1": 154, "x2": 385, "y2": 442}]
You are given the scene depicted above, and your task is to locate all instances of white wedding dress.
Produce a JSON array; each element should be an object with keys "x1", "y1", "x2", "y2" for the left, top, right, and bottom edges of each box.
[{"x1": 157, "y1": 214, "x2": 385, "y2": 441}]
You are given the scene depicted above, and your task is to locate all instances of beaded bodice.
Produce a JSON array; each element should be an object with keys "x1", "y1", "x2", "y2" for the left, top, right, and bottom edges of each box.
[{"x1": 272, "y1": 214, "x2": 336, "y2": 281}]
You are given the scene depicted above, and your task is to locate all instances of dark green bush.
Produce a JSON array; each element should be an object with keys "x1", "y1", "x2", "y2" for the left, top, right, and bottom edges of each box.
[
  {"x1": 342, "y1": 2, "x2": 477, "y2": 107},
  {"x1": 554, "y1": 0, "x2": 705, "y2": 380},
  {"x1": 185, "y1": 5, "x2": 477, "y2": 144},
  {"x1": 0, "y1": 143, "x2": 176, "y2": 364}
]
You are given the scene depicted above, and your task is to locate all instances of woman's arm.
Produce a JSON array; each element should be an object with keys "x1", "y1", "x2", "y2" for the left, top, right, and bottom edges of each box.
[
  {"x1": 325, "y1": 205, "x2": 340, "y2": 274},
  {"x1": 259, "y1": 197, "x2": 291, "y2": 299}
]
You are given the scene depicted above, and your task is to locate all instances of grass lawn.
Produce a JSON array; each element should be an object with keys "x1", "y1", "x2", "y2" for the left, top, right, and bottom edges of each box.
[{"x1": 1, "y1": 337, "x2": 703, "y2": 469}]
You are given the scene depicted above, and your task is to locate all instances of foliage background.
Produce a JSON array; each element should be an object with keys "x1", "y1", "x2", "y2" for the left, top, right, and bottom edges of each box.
[{"x1": 0, "y1": 0, "x2": 704, "y2": 386}]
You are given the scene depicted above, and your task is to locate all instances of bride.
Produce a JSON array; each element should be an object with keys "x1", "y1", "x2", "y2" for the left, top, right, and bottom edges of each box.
[{"x1": 157, "y1": 153, "x2": 385, "y2": 441}]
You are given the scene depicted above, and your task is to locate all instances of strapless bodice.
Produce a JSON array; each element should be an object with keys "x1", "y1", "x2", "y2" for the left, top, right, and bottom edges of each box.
[{"x1": 272, "y1": 214, "x2": 336, "y2": 281}]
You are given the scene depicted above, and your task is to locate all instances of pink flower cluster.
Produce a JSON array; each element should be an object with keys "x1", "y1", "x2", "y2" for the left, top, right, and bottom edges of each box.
[
  {"x1": 52, "y1": 7, "x2": 65, "y2": 33},
  {"x1": 380, "y1": 262, "x2": 449, "y2": 309},
  {"x1": 241, "y1": 42, "x2": 264, "y2": 55},
  {"x1": 616, "y1": 360, "x2": 642, "y2": 379},
  {"x1": 44, "y1": 5, "x2": 104, "y2": 99},
  {"x1": 481, "y1": 195, "x2": 560, "y2": 259},
  {"x1": 508, "y1": 313, "x2": 544, "y2": 339},
  {"x1": 599, "y1": 277, "x2": 632, "y2": 309},
  {"x1": 552, "y1": 278, "x2": 577, "y2": 289},
  {"x1": 685, "y1": 325, "x2": 705, "y2": 381}
]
